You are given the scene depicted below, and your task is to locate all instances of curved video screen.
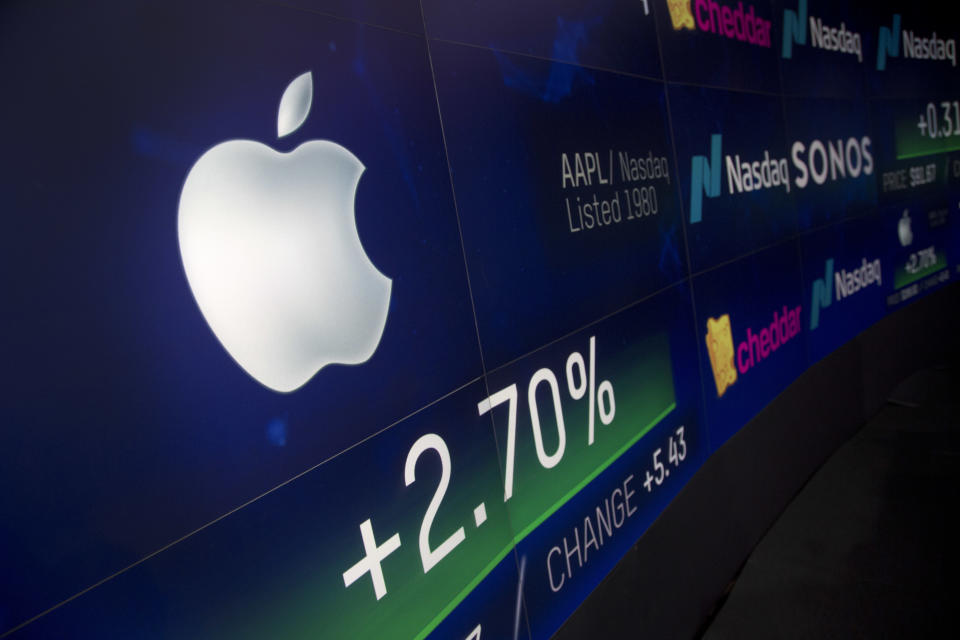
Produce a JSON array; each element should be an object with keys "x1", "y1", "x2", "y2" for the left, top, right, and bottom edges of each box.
[{"x1": 1, "y1": 1, "x2": 957, "y2": 638}]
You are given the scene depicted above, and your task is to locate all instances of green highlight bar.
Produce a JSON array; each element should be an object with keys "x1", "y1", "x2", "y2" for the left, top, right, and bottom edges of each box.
[
  {"x1": 894, "y1": 115, "x2": 960, "y2": 159},
  {"x1": 512, "y1": 401, "x2": 676, "y2": 542},
  {"x1": 413, "y1": 401, "x2": 677, "y2": 640},
  {"x1": 412, "y1": 545, "x2": 515, "y2": 640},
  {"x1": 896, "y1": 145, "x2": 960, "y2": 160},
  {"x1": 894, "y1": 255, "x2": 948, "y2": 289}
]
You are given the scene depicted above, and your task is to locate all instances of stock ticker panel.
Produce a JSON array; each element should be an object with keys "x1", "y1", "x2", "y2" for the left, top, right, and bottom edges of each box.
[
  {"x1": 430, "y1": 40, "x2": 685, "y2": 369},
  {"x1": 0, "y1": 0, "x2": 484, "y2": 633},
  {"x1": 1, "y1": 0, "x2": 959, "y2": 639}
]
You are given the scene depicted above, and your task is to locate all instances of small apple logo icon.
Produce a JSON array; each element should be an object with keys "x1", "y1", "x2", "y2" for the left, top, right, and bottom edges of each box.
[
  {"x1": 178, "y1": 72, "x2": 391, "y2": 393},
  {"x1": 898, "y1": 209, "x2": 913, "y2": 247}
]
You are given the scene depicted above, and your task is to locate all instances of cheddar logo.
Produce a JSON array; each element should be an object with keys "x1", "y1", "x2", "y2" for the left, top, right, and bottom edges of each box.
[
  {"x1": 668, "y1": 0, "x2": 772, "y2": 47},
  {"x1": 705, "y1": 315, "x2": 737, "y2": 397},
  {"x1": 706, "y1": 306, "x2": 803, "y2": 398},
  {"x1": 668, "y1": 0, "x2": 696, "y2": 30}
]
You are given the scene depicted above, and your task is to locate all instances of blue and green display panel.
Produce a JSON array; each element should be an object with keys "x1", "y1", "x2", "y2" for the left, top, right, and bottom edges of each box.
[{"x1": 1, "y1": 0, "x2": 958, "y2": 639}]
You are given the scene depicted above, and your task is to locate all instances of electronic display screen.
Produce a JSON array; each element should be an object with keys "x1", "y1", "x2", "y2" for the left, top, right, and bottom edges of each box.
[{"x1": 1, "y1": 0, "x2": 958, "y2": 638}]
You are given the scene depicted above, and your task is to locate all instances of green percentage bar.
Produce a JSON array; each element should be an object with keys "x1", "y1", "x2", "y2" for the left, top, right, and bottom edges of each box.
[{"x1": 895, "y1": 109, "x2": 960, "y2": 160}]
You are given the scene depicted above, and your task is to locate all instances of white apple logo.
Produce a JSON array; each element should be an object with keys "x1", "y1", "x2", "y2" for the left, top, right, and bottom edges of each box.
[
  {"x1": 898, "y1": 209, "x2": 913, "y2": 247},
  {"x1": 178, "y1": 71, "x2": 391, "y2": 393}
]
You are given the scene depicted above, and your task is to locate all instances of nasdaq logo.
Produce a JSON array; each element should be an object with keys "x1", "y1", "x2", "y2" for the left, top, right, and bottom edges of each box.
[
  {"x1": 876, "y1": 14, "x2": 902, "y2": 70},
  {"x1": 809, "y1": 258, "x2": 834, "y2": 330},
  {"x1": 782, "y1": 0, "x2": 863, "y2": 62},
  {"x1": 689, "y1": 134, "x2": 723, "y2": 223},
  {"x1": 876, "y1": 14, "x2": 956, "y2": 70},
  {"x1": 782, "y1": 0, "x2": 808, "y2": 58},
  {"x1": 809, "y1": 257, "x2": 882, "y2": 329},
  {"x1": 689, "y1": 133, "x2": 790, "y2": 224}
]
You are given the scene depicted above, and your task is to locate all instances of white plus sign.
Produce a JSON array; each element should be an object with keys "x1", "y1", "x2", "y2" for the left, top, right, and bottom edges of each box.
[{"x1": 342, "y1": 519, "x2": 401, "y2": 601}]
